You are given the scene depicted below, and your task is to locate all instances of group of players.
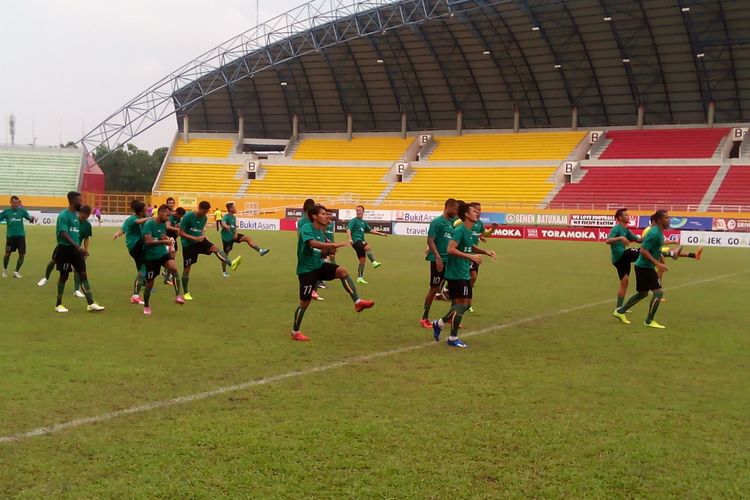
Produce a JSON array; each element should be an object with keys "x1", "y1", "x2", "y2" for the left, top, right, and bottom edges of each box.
[{"x1": 2, "y1": 192, "x2": 703, "y2": 337}]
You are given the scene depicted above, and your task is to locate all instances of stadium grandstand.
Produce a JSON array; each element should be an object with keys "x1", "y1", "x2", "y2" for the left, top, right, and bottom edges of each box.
[{"x1": 62, "y1": 0, "x2": 745, "y2": 217}]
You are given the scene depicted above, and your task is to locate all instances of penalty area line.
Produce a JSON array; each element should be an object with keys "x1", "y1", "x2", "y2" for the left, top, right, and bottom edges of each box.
[{"x1": 1, "y1": 269, "x2": 746, "y2": 444}]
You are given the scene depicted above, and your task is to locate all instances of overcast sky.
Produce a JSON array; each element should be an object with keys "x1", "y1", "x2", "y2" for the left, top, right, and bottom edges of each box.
[{"x1": 0, "y1": 0, "x2": 303, "y2": 152}]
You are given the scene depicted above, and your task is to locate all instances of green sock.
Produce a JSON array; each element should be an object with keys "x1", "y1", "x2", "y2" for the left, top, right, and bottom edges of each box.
[
  {"x1": 646, "y1": 291, "x2": 664, "y2": 323},
  {"x1": 217, "y1": 250, "x2": 229, "y2": 263},
  {"x1": 422, "y1": 302, "x2": 431, "y2": 320},
  {"x1": 2, "y1": 255, "x2": 8, "y2": 270},
  {"x1": 357, "y1": 263, "x2": 364, "y2": 278},
  {"x1": 56, "y1": 280, "x2": 66, "y2": 306},
  {"x1": 618, "y1": 292, "x2": 647, "y2": 314},
  {"x1": 441, "y1": 304, "x2": 456, "y2": 324},
  {"x1": 133, "y1": 272, "x2": 145, "y2": 296},
  {"x1": 182, "y1": 275, "x2": 190, "y2": 294},
  {"x1": 451, "y1": 304, "x2": 469, "y2": 336},
  {"x1": 80, "y1": 279, "x2": 94, "y2": 305},
  {"x1": 45, "y1": 260, "x2": 55, "y2": 280},
  {"x1": 172, "y1": 273, "x2": 182, "y2": 295},
  {"x1": 144, "y1": 285, "x2": 153, "y2": 307},
  {"x1": 293, "y1": 305, "x2": 306, "y2": 331},
  {"x1": 222, "y1": 260, "x2": 227, "y2": 272},
  {"x1": 251, "y1": 244, "x2": 260, "y2": 252},
  {"x1": 15, "y1": 255, "x2": 24, "y2": 271},
  {"x1": 616, "y1": 296, "x2": 624, "y2": 309},
  {"x1": 366, "y1": 252, "x2": 375, "y2": 263},
  {"x1": 74, "y1": 274, "x2": 81, "y2": 292},
  {"x1": 340, "y1": 275, "x2": 360, "y2": 303}
]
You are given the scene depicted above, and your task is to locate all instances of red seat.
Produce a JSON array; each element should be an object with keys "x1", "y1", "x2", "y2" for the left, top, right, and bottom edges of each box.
[
  {"x1": 599, "y1": 129, "x2": 729, "y2": 159},
  {"x1": 712, "y1": 166, "x2": 750, "y2": 206}
]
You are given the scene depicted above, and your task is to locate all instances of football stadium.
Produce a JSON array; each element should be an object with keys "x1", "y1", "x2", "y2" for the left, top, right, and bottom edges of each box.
[{"x1": 2, "y1": 0, "x2": 750, "y2": 496}]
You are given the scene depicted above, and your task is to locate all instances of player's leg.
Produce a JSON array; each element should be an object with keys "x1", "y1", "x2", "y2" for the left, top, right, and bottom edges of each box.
[
  {"x1": 75, "y1": 257, "x2": 101, "y2": 309},
  {"x1": 422, "y1": 262, "x2": 443, "y2": 326},
  {"x1": 363, "y1": 242, "x2": 381, "y2": 268},
  {"x1": 166, "y1": 258, "x2": 184, "y2": 303},
  {"x1": 13, "y1": 238, "x2": 26, "y2": 276},
  {"x1": 221, "y1": 240, "x2": 231, "y2": 276},
  {"x1": 143, "y1": 264, "x2": 156, "y2": 314},
  {"x1": 645, "y1": 285, "x2": 665, "y2": 328},
  {"x1": 239, "y1": 234, "x2": 269, "y2": 255},
  {"x1": 432, "y1": 281, "x2": 471, "y2": 346},
  {"x1": 332, "y1": 264, "x2": 373, "y2": 311},
  {"x1": 292, "y1": 271, "x2": 316, "y2": 340},
  {"x1": 39, "y1": 247, "x2": 57, "y2": 286},
  {"x1": 677, "y1": 246, "x2": 703, "y2": 260},
  {"x1": 615, "y1": 267, "x2": 651, "y2": 321},
  {"x1": 2, "y1": 239, "x2": 12, "y2": 276},
  {"x1": 56, "y1": 270, "x2": 70, "y2": 310},
  {"x1": 209, "y1": 241, "x2": 240, "y2": 270}
]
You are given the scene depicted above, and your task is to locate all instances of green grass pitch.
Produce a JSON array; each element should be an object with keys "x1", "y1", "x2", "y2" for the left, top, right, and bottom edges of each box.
[{"x1": 1, "y1": 226, "x2": 749, "y2": 497}]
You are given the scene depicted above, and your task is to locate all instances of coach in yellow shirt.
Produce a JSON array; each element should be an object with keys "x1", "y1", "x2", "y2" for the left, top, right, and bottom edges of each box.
[{"x1": 214, "y1": 207, "x2": 223, "y2": 231}]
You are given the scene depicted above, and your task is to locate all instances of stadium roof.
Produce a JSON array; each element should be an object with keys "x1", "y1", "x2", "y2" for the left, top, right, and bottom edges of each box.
[{"x1": 81, "y1": 0, "x2": 750, "y2": 153}]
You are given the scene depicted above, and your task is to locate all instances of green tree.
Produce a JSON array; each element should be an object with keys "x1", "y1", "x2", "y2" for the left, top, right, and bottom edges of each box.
[{"x1": 94, "y1": 144, "x2": 166, "y2": 192}]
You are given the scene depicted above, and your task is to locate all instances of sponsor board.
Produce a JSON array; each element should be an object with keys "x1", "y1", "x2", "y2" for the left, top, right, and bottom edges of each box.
[
  {"x1": 394, "y1": 210, "x2": 442, "y2": 223},
  {"x1": 393, "y1": 222, "x2": 429, "y2": 237},
  {"x1": 487, "y1": 225, "x2": 523, "y2": 239},
  {"x1": 505, "y1": 213, "x2": 569, "y2": 226},
  {"x1": 570, "y1": 214, "x2": 638, "y2": 228},
  {"x1": 712, "y1": 218, "x2": 750, "y2": 232},
  {"x1": 336, "y1": 220, "x2": 393, "y2": 234},
  {"x1": 339, "y1": 208, "x2": 392, "y2": 222},
  {"x1": 681, "y1": 230, "x2": 750, "y2": 248},
  {"x1": 481, "y1": 212, "x2": 506, "y2": 225},
  {"x1": 637, "y1": 215, "x2": 713, "y2": 231},
  {"x1": 178, "y1": 196, "x2": 196, "y2": 209},
  {"x1": 629, "y1": 228, "x2": 681, "y2": 244},
  {"x1": 236, "y1": 218, "x2": 280, "y2": 231},
  {"x1": 286, "y1": 207, "x2": 340, "y2": 219},
  {"x1": 526, "y1": 227, "x2": 599, "y2": 241}
]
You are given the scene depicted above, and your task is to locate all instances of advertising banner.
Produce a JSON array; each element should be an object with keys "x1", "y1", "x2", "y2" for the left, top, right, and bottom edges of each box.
[
  {"x1": 336, "y1": 220, "x2": 393, "y2": 235},
  {"x1": 637, "y1": 215, "x2": 713, "y2": 231},
  {"x1": 481, "y1": 212, "x2": 506, "y2": 225},
  {"x1": 236, "y1": 218, "x2": 281, "y2": 231},
  {"x1": 487, "y1": 225, "x2": 524, "y2": 239},
  {"x1": 339, "y1": 208, "x2": 392, "y2": 221},
  {"x1": 570, "y1": 214, "x2": 638, "y2": 228},
  {"x1": 393, "y1": 210, "x2": 442, "y2": 223},
  {"x1": 504, "y1": 213, "x2": 569, "y2": 226},
  {"x1": 680, "y1": 231, "x2": 750, "y2": 248},
  {"x1": 629, "y1": 228, "x2": 682, "y2": 244},
  {"x1": 393, "y1": 222, "x2": 430, "y2": 237},
  {"x1": 285, "y1": 207, "x2": 304, "y2": 218},
  {"x1": 178, "y1": 196, "x2": 196, "y2": 209},
  {"x1": 712, "y1": 217, "x2": 750, "y2": 232}
]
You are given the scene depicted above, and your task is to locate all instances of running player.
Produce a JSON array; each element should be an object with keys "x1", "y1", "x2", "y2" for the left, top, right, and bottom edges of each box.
[
  {"x1": 298, "y1": 198, "x2": 323, "y2": 301},
  {"x1": 53, "y1": 191, "x2": 104, "y2": 313},
  {"x1": 220, "y1": 201, "x2": 270, "y2": 277},
  {"x1": 1, "y1": 195, "x2": 35, "y2": 278},
  {"x1": 346, "y1": 205, "x2": 386, "y2": 284},
  {"x1": 420, "y1": 198, "x2": 458, "y2": 328},
  {"x1": 113, "y1": 200, "x2": 150, "y2": 304},
  {"x1": 613, "y1": 209, "x2": 671, "y2": 328},
  {"x1": 432, "y1": 203, "x2": 494, "y2": 347},
  {"x1": 72, "y1": 206, "x2": 93, "y2": 298},
  {"x1": 291, "y1": 204, "x2": 374, "y2": 341},
  {"x1": 179, "y1": 200, "x2": 241, "y2": 300},
  {"x1": 606, "y1": 208, "x2": 642, "y2": 313},
  {"x1": 141, "y1": 205, "x2": 185, "y2": 315},
  {"x1": 163, "y1": 201, "x2": 184, "y2": 285}
]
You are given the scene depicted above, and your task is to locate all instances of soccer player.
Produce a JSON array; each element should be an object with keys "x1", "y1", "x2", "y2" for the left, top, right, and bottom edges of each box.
[
  {"x1": 420, "y1": 198, "x2": 458, "y2": 328},
  {"x1": 94, "y1": 207, "x2": 102, "y2": 226},
  {"x1": 1, "y1": 195, "x2": 35, "y2": 278},
  {"x1": 642, "y1": 219, "x2": 702, "y2": 263},
  {"x1": 214, "y1": 206, "x2": 223, "y2": 231},
  {"x1": 613, "y1": 209, "x2": 671, "y2": 329},
  {"x1": 317, "y1": 208, "x2": 337, "y2": 290},
  {"x1": 461, "y1": 201, "x2": 494, "y2": 312},
  {"x1": 606, "y1": 208, "x2": 642, "y2": 312},
  {"x1": 291, "y1": 204, "x2": 374, "y2": 341},
  {"x1": 72, "y1": 206, "x2": 93, "y2": 298},
  {"x1": 163, "y1": 200, "x2": 184, "y2": 285},
  {"x1": 346, "y1": 205, "x2": 386, "y2": 284},
  {"x1": 141, "y1": 205, "x2": 185, "y2": 315},
  {"x1": 179, "y1": 200, "x2": 241, "y2": 300},
  {"x1": 52, "y1": 191, "x2": 104, "y2": 313},
  {"x1": 297, "y1": 198, "x2": 323, "y2": 301},
  {"x1": 220, "y1": 201, "x2": 270, "y2": 277},
  {"x1": 432, "y1": 203, "x2": 494, "y2": 347},
  {"x1": 113, "y1": 200, "x2": 150, "y2": 304}
]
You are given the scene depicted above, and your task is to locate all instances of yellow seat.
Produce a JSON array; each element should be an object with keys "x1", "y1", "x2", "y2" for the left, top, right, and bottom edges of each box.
[
  {"x1": 158, "y1": 163, "x2": 243, "y2": 193},
  {"x1": 294, "y1": 137, "x2": 412, "y2": 161},
  {"x1": 430, "y1": 132, "x2": 586, "y2": 161},
  {"x1": 247, "y1": 166, "x2": 390, "y2": 198}
]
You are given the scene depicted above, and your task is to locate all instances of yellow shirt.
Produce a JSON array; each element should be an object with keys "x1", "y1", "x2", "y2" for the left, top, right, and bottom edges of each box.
[{"x1": 214, "y1": 209, "x2": 222, "y2": 221}]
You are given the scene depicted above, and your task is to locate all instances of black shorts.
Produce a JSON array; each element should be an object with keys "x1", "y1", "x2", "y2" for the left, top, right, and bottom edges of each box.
[
  {"x1": 429, "y1": 260, "x2": 445, "y2": 287},
  {"x1": 145, "y1": 255, "x2": 173, "y2": 281},
  {"x1": 298, "y1": 263, "x2": 339, "y2": 300},
  {"x1": 447, "y1": 279, "x2": 473, "y2": 299},
  {"x1": 635, "y1": 266, "x2": 661, "y2": 292},
  {"x1": 128, "y1": 244, "x2": 144, "y2": 271},
  {"x1": 470, "y1": 260, "x2": 480, "y2": 274},
  {"x1": 183, "y1": 239, "x2": 215, "y2": 267},
  {"x1": 613, "y1": 248, "x2": 640, "y2": 280},
  {"x1": 5, "y1": 236, "x2": 26, "y2": 253},
  {"x1": 55, "y1": 245, "x2": 86, "y2": 273},
  {"x1": 222, "y1": 233, "x2": 244, "y2": 253},
  {"x1": 352, "y1": 240, "x2": 367, "y2": 259}
]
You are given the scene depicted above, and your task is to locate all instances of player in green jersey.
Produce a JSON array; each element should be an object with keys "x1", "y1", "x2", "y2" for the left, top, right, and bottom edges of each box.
[
  {"x1": 141, "y1": 205, "x2": 185, "y2": 315},
  {"x1": 1, "y1": 195, "x2": 36, "y2": 278},
  {"x1": 163, "y1": 200, "x2": 185, "y2": 285},
  {"x1": 113, "y1": 200, "x2": 150, "y2": 304},
  {"x1": 72, "y1": 206, "x2": 93, "y2": 298},
  {"x1": 316, "y1": 208, "x2": 338, "y2": 290},
  {"x1": 178, "y1": 200, "x2": 241, "y2": 300},
  {"x1": 420, "y1": 198, "x2": 458, "y2": 328},
  {"x1": 291, "y1": 205, "x2": 374, "y2": 341},
  {"x1": 346, "y1": 205, "x2": 387, "y2": 284},
  {"x1": 605, "y1": 208, "x2": 643, "y2": 312},
  {"x1": 219, "y1": 202, "x2": 270, "y2": 277},
  {"x1": 52, "y1": 192, "x2": 104, "y2": 313},
  {"x1": 432, "y1": 203, "x2": 495, "y2": 347},
  {"x1": 614, "y1": 209, "x2": 671, "y2": 329}
]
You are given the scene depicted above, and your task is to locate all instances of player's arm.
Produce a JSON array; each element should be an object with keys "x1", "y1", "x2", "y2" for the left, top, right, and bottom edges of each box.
[
  {"x1": 638, "y1": 246, "x2": 667, "y2": 272},
  {"x1": 472, "y1": 245, "x2": 496, "y2": 260},
  {"x1": 178, "y1": 226, "x2": 204, "y2": 242},
  {"x1": 59, "y1": 230, "x2": 87, "y2": 255},
  {"x1": 23, "y1": 209, "x2": 37, "y2": 224},
  {"x1": 143, "y1": 231, "x2": 169, "y2": 247},
  {"x1": 346, "y1": 221, "x2": 354, "y2": 243},
  {"x1": 82, "y1": 237, "x2": 90, "y2": 253},
  {"x1": 448, "y1": 240, "x2": 481, "y2": 264},
  {"x1": 427, "y1": 235, "x2": 443, "y2": 270},
  {"x1": 367, "y1": 224, "x2": 388, "y2": 237}
]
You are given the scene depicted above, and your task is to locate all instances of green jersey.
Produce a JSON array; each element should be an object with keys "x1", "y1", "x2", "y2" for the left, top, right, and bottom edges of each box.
[
  {"x1": 347, "y1": 217, "x2": 371, "y2": 242},
  {"x1": 325, "y1": 221, "x2": 335, "y2": 242},
  {"x1": 297, "y1": 217, "x2": 311, "y2": 231},
  {"x1": 121, "y1": 215, "x2": 144, "y2": 251},
  {"x1": 635, "y1": 225, "x2": 665, "y2": 269},
  {"x1": 56, "y1": 209, "x2": 80, "y2": 247},
  {"x1": 471, "y1": 220, "x2": 485, "y2": 246},
  {"x1": 608, "y1": 224, "x2": 638, "y2": 264},
  {"x1": 426, "y1": 215, "x2": 454, "y2": 262},
  {"x1": 297, "y1": 223, "x2": 327, "y2": 275},
  {"x1": 445, "y1": 224, "x2": 473, "y2": 280},
  {"x1": 142, "y1": 219, "x2": 170, "y2": 261},
  {"x1": 180, "y1": 211, "x2": 207, "y2": 247},
  {"x1": 221, "y1": 214, "x2": 236, "y2": 242},
  {"x1": 167, "y1": 214, "x2": 181, "y2": 235},
  {"x1": 79, "y1": 219, "x2": 93, "y2": 241},
  {"x1": 0, "y1": 207, "x2": 32, "y2": 237}
]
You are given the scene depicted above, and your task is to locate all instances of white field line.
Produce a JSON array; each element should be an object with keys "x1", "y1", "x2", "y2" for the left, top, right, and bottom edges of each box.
[{"x1": 1, "y1": 269, "x2": 746, "y2": 444}]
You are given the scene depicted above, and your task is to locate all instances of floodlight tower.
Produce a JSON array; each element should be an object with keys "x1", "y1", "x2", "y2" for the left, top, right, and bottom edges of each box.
[{"x1": 9, "y1": 114, "x2": 15, "y2": 145}]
